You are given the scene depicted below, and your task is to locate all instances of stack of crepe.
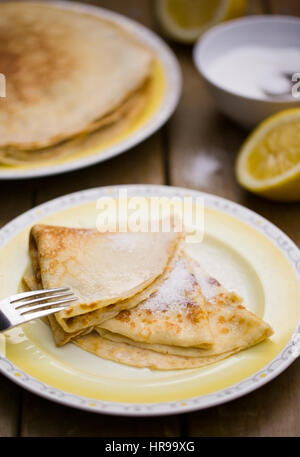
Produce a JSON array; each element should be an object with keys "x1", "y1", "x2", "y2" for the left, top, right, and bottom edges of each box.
[
  {"x1": 23, "y1": 222, "x2": 273, "y2": 370},
  {"x1": 0, "y1": 2, "x2": 153, "y2": 164}
]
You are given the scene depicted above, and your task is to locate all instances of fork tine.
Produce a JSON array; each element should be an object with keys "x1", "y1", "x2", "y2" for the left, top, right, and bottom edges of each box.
[
  {"x1": 19, "y1": 296, "x2": 77, "y2": 316},
  {"x1": 22, "y1": 304, "x2": 74, "y2": 323},
  {"x1": 14, "y1": 291, "x2": 75, "y2": 309},
  {"x1": 10, "y1": 287, "x2": 71, "y2": 303}
]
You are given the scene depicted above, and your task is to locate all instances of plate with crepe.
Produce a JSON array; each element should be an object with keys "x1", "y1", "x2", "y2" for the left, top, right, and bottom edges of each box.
[
  {"x1": 0, "y1": 1, "x2": 181, "y2": 179},
  {"x1": 0, "y1": 184, "x2": 299, "y2": 416}
]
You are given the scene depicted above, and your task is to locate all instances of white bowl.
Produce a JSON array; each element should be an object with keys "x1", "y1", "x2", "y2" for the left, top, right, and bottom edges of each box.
[{"x1": 193, "y1": 16, "x2": 300, "y2": 129}]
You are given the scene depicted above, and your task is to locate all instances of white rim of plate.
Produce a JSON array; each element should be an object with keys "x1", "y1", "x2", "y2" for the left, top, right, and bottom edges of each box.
[
  {"x1": 0, "y1": 184, "x2": 300, "y2": 416},
  {"x1": 0, "y1": 1, "x2": 182, "y2": 180}
]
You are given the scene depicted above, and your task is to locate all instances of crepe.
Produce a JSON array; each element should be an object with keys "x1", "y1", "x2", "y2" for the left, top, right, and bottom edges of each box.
[
  {"x1": 74, "y1": 332, "x2": 236, "y2": 370},
  {"x1": 0, "y1": 81, "x2": 150, "y2": 165},
  {"x1": 74, "y1": 253, "x2": 273, "y2": 370},
  {"x1": 98, "y1": 253, "x2": 214, "y2": 350},
  {"x1": 25, "y1": 220, "x2": 273, "y2": 369},
  {"x1": 23, "y1": 245, "x2": 186, "y2": 346},
  {"x1": 28, "y1": 223, "x2": 182, "y2": 341},
  {"x1": 0, "y1": 2, "x2": 153, "y2": 152}
]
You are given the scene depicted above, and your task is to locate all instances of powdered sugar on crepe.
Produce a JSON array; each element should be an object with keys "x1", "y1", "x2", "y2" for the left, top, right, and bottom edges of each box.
[{"x1": 139, "y1": 258, "x2": 195, "y2": 312}]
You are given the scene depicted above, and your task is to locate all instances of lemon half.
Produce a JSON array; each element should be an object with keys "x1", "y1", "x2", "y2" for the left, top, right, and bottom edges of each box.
[
  {"x1": 155, "y1": 0, "x2": 247, "y2": 43},
  {"x1": 236, "y1": 109, "x2": 300, "y2": 202}
]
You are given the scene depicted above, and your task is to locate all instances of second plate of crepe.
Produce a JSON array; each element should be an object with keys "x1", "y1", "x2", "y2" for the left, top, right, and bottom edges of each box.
[
  {"x1": 0, "y1": 185, "x2": 299, "y2": 416},
  {"x1": 0, "y1": 1, "x2": 181, "y2": 179}
]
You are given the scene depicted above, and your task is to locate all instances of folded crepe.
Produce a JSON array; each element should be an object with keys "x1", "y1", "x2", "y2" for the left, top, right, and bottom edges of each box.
[
  {"x1": 24, "y1": 222, "x2": 273, "y2": 370},
  {"x1": 75, "y1": 333, "x2": 237, "y2": 370},
  {"x1": 98, "y1": 253, "x2": 214, "y2": 350},
  {"x1": 0, "y1": 81, "x2": 151, "y2": 165},
  {"x1": 0, "y1": 2, "x2": 153, "y2": 162},
  {"x1": 26, "y1": 223, "x2": 182, "y2": 345},
  {"x1": 74, "y1": 252, "x2": 273, "y2": 370}
]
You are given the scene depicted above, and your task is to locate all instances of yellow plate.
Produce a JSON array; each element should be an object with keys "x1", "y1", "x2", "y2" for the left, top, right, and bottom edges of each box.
[
  {"x1": 0, "y1": 1, "x2": 181, "y2": 180},
  {"x1": 0, "y1": 185, "x2": 299, "y2": 416}
]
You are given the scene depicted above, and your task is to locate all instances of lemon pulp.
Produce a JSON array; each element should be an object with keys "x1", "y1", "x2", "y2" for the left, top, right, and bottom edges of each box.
[
  {"x1": 236, "y1": 109, "x2": 300, "y2": 201},
  {"x1": 166, "y1": 0, "x2": 222, "y2": 29},
  {"x1": 155, "y1": 0, "x2": 247, "y2": 43},
  {"x1": 247, "y1": 119, "x2": 300, "y2": 180}
]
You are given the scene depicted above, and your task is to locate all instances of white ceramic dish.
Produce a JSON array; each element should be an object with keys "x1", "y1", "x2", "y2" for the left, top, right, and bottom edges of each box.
[
  {"x1": 0, "y1": 1, "x2": 181, "y2": 180},
  {"x1": 193, "y1": 16, "x2": 300, "y2": 129},
  {"x1": 0, "y1": 184, "x2": 299, "y2": 416}
]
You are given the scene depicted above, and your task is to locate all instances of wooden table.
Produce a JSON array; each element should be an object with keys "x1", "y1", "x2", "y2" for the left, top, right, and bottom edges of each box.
[{"x1": 1, "y1": 0, "x2": 300, "y2": 437}]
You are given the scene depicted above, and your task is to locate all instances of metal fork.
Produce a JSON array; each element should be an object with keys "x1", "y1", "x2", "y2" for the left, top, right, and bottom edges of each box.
[{"x1": 0, "y1": 287, "x2": 77, "y2": 332}]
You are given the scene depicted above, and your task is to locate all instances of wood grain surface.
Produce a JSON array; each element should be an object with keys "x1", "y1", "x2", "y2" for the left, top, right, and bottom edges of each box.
[{"x1": 0, "y1": 0, "x2": 299, "y2": 437}]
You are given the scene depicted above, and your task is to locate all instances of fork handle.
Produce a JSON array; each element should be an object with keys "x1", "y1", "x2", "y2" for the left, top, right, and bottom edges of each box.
[{"x1": 0, "y1": 310, "x2": 11, "y2": 332}]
